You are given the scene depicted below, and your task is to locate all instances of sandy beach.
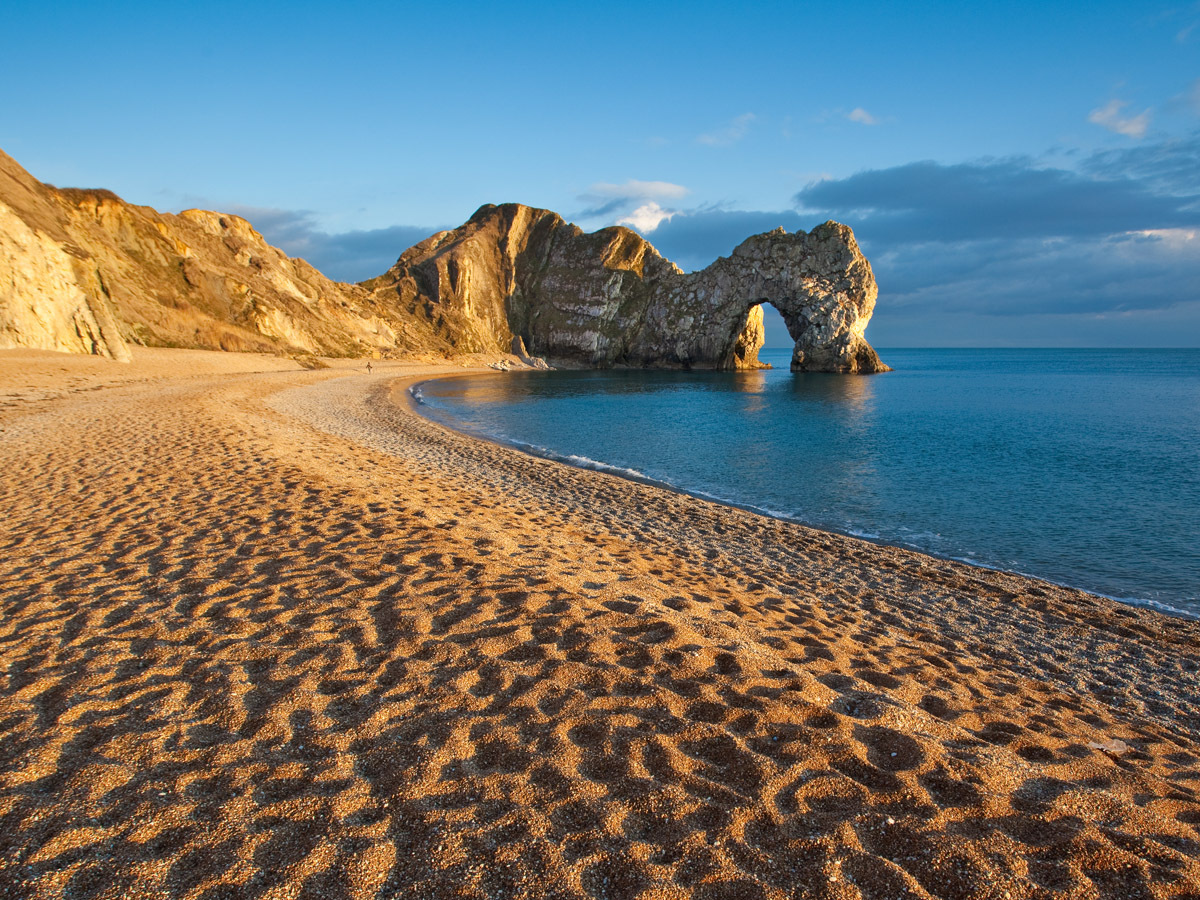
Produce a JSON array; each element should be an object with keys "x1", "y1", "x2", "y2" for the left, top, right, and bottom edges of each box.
[{"x1": 1, "y1": 348, "x2": 1198, "y2": 900}]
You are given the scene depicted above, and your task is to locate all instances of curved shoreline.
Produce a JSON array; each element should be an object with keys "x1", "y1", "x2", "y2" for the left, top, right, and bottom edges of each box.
[
  {"x1": 2, "y1": 349, "x2": 1199, "y2": 898},
  {"x1": 272, "y1": 369, "x2": 1200, "y2": 728},
  {"x1": 406, "y1": 372, "x2": 1200, "y2": 622}
]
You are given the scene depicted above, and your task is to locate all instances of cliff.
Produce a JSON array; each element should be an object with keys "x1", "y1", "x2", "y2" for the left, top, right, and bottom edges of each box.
[
  {"x1": 1, "y1": 149, "x2": 886, "y2": 372},
  {"x1": 0, "y1": 149, "x2": 446, "y2": 360},
  {"x1": 364, "y1": 203, "x2": 888, "y2": 373}
]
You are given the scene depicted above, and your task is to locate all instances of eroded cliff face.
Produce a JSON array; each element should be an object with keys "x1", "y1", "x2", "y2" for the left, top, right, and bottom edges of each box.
[
  {"x1": 0, "y1": 149, "x2": 444, "y2": 360},
  {"x1": 367, "y1": 203, "x2": 888, "y2": 373},
  {"x1": 0, "y1": 201, "x2": 130, "y2": 360},
  {"x1": 1, "y1": 148, "x2": 886, "y2": 372}
]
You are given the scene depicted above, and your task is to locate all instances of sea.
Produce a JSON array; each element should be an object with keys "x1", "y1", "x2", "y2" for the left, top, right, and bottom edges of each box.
[{"x1": 413, "y1": 348, "x2": 1200, "y2": 619}]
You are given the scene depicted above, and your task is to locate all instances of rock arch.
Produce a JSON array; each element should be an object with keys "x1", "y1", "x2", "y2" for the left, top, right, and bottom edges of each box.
[
  {"x1": 369, "y1": 204, "x2": 889, "y2": 373},
  {"x1": 691, "y1": 223, "x2": 890, "y2": 374},
  {"x1": 513, "y1": 215, "x2": 890, "y2": 373}
]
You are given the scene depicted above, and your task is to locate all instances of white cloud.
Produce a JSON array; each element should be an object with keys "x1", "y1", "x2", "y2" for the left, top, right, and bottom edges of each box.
[
  {"x1": 576, "y1": 179, "x2": 689, "y2": 225},
  {"x1": 1088, "y1": 99, "x2": 1152, "y2": 138},
  {"x1": 697, "y1": 113, "x2": 756, "y2": 146},
  {"x1": 586, "y1": 179, "x2": 688, "y2": 201},
  {"x1": 617, "y1": 202, "x2": 679, "y2": 233},
  {"x1": 846, "y1": 107, "x2": 879, "y2": 125}
]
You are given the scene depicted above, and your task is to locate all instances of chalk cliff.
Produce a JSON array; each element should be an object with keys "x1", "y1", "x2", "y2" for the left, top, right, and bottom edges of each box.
[
  {"x1": 365, "y1": 203, "x2": 888, "y2": 372},
  {"x1": 0, "y1": 149, "x2": 446, "y2": 360}
]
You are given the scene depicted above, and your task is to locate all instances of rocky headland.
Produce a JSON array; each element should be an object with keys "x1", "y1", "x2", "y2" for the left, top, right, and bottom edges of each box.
[
  {"x1": 366, "y1": 203, "x2": 888, "y2": 373},
  {"x1": 1, "y1": 150, "x2": 887, "y2": 373}
]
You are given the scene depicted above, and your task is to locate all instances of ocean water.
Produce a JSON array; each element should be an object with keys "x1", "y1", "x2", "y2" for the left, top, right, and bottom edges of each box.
[{"x1": 414, "y1": 348, "x2": 1200, "y2": 618}]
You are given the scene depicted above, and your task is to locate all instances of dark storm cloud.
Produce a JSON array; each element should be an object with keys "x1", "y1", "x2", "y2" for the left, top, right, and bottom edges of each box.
[{"x1": 228, "y1": 206, "x2": 442, "y2": 283}]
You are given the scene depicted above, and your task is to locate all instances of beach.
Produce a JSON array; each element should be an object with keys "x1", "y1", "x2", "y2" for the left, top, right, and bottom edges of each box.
[{"x1": 1, "y1": 348, "x2": 1197, "y2": 900}]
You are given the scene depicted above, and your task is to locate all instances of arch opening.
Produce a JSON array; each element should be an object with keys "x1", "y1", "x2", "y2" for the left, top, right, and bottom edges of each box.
[
  {"x1": 722, "y1": 296, "x2": 889, "y2": 374},
  {"x1": 723, "y1": 300, "x2": 792, "y2": 371}
]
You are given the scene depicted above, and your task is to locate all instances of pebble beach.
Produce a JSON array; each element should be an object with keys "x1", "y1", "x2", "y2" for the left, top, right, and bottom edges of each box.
[{"x1": 1, "y1": 348, "x2": 1198, "y2": 900}]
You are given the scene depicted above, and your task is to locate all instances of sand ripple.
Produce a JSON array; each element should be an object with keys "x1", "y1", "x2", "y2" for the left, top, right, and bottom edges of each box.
[{"x1": 0, "y1": 353, "x2": 1197, "y2": 899}]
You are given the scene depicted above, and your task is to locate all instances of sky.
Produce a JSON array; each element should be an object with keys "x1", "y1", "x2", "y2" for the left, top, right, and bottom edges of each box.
[{"x1": 2, "y1": 0, "x2": 1197, "y2": 347}]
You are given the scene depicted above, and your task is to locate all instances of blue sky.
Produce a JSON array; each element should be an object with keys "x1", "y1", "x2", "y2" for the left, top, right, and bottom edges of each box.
[{"x1": 2, "y1": 1, "x2": 1197, "y2": 346}]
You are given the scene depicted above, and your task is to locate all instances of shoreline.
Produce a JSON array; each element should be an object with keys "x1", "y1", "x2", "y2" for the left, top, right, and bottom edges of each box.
[
  {"x1": 273, "y1": 367, "x2": 1200, "y2": 729},
  {"x1": 407, "y1": 371, "x2": 1200, "y2": 623},
  {"x1": 2, "y1": 348, "x2": 1198, "y2": 899}
]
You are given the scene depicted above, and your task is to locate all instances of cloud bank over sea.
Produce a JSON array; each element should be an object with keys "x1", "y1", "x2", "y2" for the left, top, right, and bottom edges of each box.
[
  {"x1": 247, "y1": 129, "x2": 1199, "y2": 347},
  {"x1": 590, "y1": 135, "x2": 1200, "y2": 347}
]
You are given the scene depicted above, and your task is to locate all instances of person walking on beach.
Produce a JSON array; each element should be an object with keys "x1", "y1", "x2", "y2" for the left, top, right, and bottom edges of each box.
[{"x1": 366, "y1": 361, "x2": 373, "y2": 374}]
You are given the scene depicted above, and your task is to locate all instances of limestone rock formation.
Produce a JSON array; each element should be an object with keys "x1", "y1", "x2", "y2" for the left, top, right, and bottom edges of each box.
[
  {"x1": 511, "y1": 336, "x2": 552, "y2": 370},
  {"x1": 1, "y1": 147, "x2": 886, "y2": 373},
  {"x1": 365, "y1": 204, "x2": 888, "y2": 373},
  {"x1": 0, "y1": 149, "x2": 446, "y2": 360}
]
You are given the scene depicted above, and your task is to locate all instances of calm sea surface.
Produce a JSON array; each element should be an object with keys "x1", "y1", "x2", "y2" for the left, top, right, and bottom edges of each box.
[{"x1": 415, "y1": 348, "x2": 1200, "y2": 618}]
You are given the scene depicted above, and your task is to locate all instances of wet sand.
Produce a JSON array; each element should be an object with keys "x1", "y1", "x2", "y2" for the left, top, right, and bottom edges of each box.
[{"x1": 1, "y1": 348, "x2": 1198, "y2": 900}]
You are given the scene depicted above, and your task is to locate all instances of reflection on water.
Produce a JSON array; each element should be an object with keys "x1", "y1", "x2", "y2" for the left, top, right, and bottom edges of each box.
[
  {"x1": 790, "y1": 372, "x2": 875, "y2": 414},
  {"x1": 416, "y1": 348, "x2": 1200, "y2": 616},
  {"x1": 729, "y1": 369, "x2": 768, "y2": 393}
]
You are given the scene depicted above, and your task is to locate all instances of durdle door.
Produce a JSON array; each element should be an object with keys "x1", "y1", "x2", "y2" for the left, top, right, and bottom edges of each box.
[
  {"x1": 368, "y1": 204, "x2": 890, "y2": 373},
  {"x1": 1, "y1": 147, "x2": 886, "y2": 372}
]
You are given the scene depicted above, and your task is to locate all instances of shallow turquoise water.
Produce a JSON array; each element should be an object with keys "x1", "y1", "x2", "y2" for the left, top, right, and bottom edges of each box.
[{"x1": 415, "y1": 348, "x2": 1200, "y2": 618}]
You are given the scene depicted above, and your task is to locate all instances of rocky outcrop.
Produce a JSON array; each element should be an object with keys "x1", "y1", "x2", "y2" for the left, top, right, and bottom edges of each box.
[
  {"x1": 511, "y1": 336, "x2": 552, "y2": 370},
  {"x1": 365, "y1": 204, "x2": 888, "y2": 373},
  {"x1": 0, "y1": 149, "x2": 447, "y2": 360},
  {"x1": 1, "y1": 148, "x2": 886, "y2": 372},
  {"x1": 0, "y1": 201, "x2": 131, "y2": 361}
]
